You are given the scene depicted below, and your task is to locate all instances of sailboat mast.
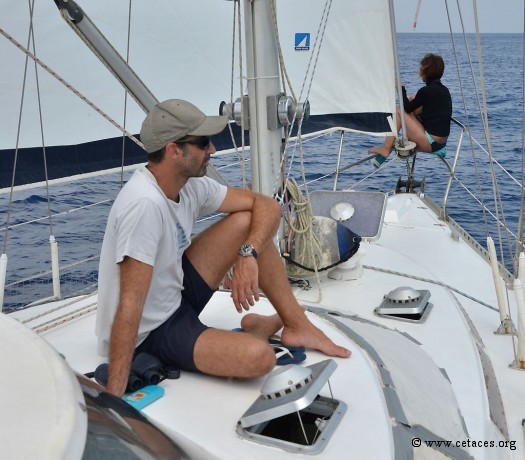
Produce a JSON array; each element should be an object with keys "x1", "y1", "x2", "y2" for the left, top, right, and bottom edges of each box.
[{"x1": 243, "y1": 0, "x2": 283, "y2": 196}]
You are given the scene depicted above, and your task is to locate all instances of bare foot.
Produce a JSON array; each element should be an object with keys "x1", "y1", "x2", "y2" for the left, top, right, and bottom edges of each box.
[
  {"x1": 240, "y1": 313, "x2": 283, "y2": 341},
  {"x1": 280, "y1": 314, "x2": 351, "y2": 358},
  {"x1": 368, "y1": 145, "x2": 391, "y2": 158}
]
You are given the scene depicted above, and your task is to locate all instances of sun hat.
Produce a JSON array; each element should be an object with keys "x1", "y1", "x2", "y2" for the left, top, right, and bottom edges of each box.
[{"x1": 140, "y1": 99, "x2": 228, "y2": 153}]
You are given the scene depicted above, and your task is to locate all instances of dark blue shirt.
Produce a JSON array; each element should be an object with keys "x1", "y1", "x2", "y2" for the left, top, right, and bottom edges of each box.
[{"x1": 402, "y1": 79, "x2": 452, "y2": 137}]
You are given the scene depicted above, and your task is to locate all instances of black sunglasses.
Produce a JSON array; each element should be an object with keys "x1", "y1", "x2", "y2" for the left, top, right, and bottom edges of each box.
[{"x1": 175, "y1": 136, "x2": 210, "y2": 150}]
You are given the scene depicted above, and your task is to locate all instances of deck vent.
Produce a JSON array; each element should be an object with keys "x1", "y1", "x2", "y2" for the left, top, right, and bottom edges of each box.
[
  {"x1": 237, "y1": 360, "x2": 346, "y2": 454},
  {"x1": 261, "y1": 365, "x2": 313, "y2": 400},
  {"x1": 374, "y1": 286, "x2": 432, "y2": 322}
]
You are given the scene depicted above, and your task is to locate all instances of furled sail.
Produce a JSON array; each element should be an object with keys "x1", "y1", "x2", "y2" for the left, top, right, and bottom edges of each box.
[{"x1": 0, "y1": 0, "x2": 395, "y2": 187}]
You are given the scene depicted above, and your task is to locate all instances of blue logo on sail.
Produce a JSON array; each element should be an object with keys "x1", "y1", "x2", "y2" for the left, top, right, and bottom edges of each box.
[{"x1": 295, "y1": 33, "x2": 310, "y2": 51}]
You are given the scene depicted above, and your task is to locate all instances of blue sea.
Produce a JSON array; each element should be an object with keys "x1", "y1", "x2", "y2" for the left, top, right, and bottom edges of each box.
[{"x1": 1, "y1": 33, "x2": 524, "y2": 312}]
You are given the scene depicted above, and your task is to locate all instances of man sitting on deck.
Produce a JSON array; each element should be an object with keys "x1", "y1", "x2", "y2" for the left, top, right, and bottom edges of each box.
[{"x1": 96, "y1": 99, "x2": 351, "y2": 397}]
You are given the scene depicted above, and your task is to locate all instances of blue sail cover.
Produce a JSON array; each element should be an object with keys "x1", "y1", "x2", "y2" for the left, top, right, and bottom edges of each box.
[{"x1": 0, "y1": 0, "x2": 394, "y2": 187}]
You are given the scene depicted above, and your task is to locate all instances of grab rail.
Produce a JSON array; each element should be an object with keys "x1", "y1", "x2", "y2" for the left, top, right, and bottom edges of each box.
[{"x1": 441, "y1": 117, "x2": 466, "y2": 218}]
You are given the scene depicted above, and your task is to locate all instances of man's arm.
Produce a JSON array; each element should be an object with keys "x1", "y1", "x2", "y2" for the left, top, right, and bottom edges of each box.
[
  {"x1": 218, "y1": 187, "x2": 281, "y2": 312},
  {"x1": 107, "y1": 256, "x2": 153, "y2": 397},
  {"x1": 218, "y1": 187, "x2": 281, "y2": 253}
]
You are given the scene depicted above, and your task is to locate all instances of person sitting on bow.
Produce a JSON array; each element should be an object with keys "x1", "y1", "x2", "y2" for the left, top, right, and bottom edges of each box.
[{"x1": 369, "y1": 53, "x2": 452, "y2": 168}]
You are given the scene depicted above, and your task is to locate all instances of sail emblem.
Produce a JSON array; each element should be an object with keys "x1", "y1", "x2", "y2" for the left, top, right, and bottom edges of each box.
[{"x1": 294, "y1": 33, "x2": 310, "y2": 51}]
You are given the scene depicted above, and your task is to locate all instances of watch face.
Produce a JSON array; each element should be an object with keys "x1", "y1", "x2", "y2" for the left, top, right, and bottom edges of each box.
[{"x1": 239, "y1": 244, "x2": 255, "y2": 257}]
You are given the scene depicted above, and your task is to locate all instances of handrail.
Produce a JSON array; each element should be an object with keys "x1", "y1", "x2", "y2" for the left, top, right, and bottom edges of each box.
[
  {"x1": 441, "y1": 118, "x2": 466, "y2": 217},
  {"x1": 3, "y1": 124, "x2": 523, "y2": 310},
  {"x1": 451, "y1": 117, "x2": 466, "y2": 129}
]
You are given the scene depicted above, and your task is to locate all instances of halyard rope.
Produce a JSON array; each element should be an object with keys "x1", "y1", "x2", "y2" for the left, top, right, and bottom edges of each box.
[
  {"x1": 21, "y1": 294, "x2": 96, "y2": 325},
  {"x1": 33, "y1": 303, "x2": 97, "y2": 334}
]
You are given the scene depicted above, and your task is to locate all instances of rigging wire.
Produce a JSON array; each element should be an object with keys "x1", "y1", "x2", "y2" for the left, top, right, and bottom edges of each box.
[
  {"x1": 298, "y1": 0, "x2": 332, "y2": 103},
  {"x1": 2, "y1": 46, "x2": 27, "y2": 253},
  {"x1": 268, "y1": 0, "x2": 294, "y2": 189},
  {"x1": 281, "y1": 0, "x2": 334, "y2": 192},
  {"x1": 224, "y1": 0, "x2": 248, "y2": 189},
  {"x1": 445, "y1": 0, "x2": 514, "y2": 274},
  {"x1": 470, "y1": 0, "x2": 514, "y2": 273},
  {"x1": 507, "y1": 0, "x2": 525, "y2": 365},
  {"x1": 412, "y1": 0, "x2": 422, "y2": 30},
  {"x1": 2, "y1": 0, "x2": 41, "y2": 254},
  {"x1": 517, "y1": 1, "x2": 525, "y2": 256},
  {"x1": 275, "y1": 0, "x2": 334, "y2": 294},
  {"x1": 264, "y1": 3, "x2": 332, "y2": 191},
  {"x1": 268, "y1": 0, "x2": 296, "y2": 102},
  {"x1": 26, "y1": 0, "x2": 55, "y2": 239},
  {"x1": 0, "y1": 27, "x2": 143, "y2": 149},
  {"x1": 120, "y1": 0, "x2": 134, "y2": 188},
  {"x1": 236, "y1": 0, "x2": 248, "y2": 188},
  {"x1": 444, "y1": 0, "x2": 489, "y2": 236},
  {"x1": 1, "y1": 0, "x2": 64, "y2": 305},
  {"x1": 463, "y1": 0, "x2": 519, "y2": 354},
  {"x1": 389, "y1": 0, "x2": 410, "y2": 146},
  {"x1": 447, "y1": 0, "x2": 518, "y2": 352}
]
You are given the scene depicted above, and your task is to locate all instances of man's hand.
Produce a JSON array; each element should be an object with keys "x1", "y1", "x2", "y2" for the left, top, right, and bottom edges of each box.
[{"x1": 231, "y1": 256, "x2": 260, "y2": 312}]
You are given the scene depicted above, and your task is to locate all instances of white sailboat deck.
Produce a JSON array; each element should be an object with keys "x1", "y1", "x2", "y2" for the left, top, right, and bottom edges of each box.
[{"x1": 12, "y1": 192, "x2": 523, "y2": 459}]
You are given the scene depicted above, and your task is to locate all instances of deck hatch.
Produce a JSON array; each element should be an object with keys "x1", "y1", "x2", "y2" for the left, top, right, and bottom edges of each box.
[
  {"x1": 237, "y1": 359, "x2": 346, "y2": 454},
  {"x1": 309, "y1": 190, "x2": 387, "y2": 241}
]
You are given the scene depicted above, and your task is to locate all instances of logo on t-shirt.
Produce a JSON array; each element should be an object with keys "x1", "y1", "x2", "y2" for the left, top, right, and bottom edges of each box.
[{"x1": 176, "y1": 223, "x2": 189, "y2": 251}]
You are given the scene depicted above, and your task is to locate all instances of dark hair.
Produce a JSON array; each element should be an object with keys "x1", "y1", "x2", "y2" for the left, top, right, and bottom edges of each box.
[
  {"x1": 419, "y1": 53, "x2": 445, "y2": 82},
  {"x1": 147, "y1": 146, "x2": 166, "y2": 163}
]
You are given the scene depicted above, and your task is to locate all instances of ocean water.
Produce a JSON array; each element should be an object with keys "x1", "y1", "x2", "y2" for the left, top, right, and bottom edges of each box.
[{"x1": 1, "y1": 33, "x2": 524, "y2": 311}]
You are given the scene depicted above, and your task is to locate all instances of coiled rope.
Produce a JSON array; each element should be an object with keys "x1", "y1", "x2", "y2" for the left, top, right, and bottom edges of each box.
[{"x1": 284, "y1": 179, "x2": 322, "y2": 280}]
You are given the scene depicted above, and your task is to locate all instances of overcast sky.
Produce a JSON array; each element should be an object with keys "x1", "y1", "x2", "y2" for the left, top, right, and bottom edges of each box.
[{"x1": 393, "y1": 0, "x2": 524, "y2": 33}]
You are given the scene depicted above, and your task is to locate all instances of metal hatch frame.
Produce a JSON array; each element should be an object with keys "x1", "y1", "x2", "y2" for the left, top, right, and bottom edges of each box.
[{"x1": 236, "y1": 360, "x2": 347, "y2": 455}]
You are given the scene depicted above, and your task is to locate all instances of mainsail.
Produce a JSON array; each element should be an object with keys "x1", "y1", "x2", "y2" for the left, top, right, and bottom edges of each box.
[{"x1": 0, "y1": 0, "x2": 395, "y2": 187}]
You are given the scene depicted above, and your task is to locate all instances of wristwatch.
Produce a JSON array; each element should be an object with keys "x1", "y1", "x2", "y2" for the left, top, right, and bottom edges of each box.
[{"x1": 238, "y1": 243, "x2": 258, "y2": 259}]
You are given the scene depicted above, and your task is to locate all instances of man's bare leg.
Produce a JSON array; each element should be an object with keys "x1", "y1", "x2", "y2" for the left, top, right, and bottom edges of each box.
[
  {"x1": 193, "y1": 328, "x2": 276, "y2": 377},
  {"x1": 210, "y1": 214, "x2": 350, "y2": 357},
  {"x1": 186, "y1": 211, "x2": 276, "y2": 377},
  {"x1": 253, "y1": 242, "x2": 350, "y2": 357},
  {"x1": 186, "y1": 209, "x2": 350, "y2": 378},
  {"x1": 240, "y1": 312, "x2": 283, "y2": 340}
]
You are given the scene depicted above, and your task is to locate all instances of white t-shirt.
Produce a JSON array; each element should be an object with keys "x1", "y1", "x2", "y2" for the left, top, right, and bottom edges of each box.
[{"x1": 96, "y1": 166, "x2": 227, "y2": 356}]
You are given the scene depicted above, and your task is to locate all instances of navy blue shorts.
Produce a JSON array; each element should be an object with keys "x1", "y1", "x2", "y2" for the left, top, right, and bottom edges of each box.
[{"x1": 135, "y1": 254, "x2": 214, "y2": 372}]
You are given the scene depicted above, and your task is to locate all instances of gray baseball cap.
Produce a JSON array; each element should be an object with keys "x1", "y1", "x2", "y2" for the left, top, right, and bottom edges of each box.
[{"x1": 140, "y1": 99, "x2": 228, "y2": 153}]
